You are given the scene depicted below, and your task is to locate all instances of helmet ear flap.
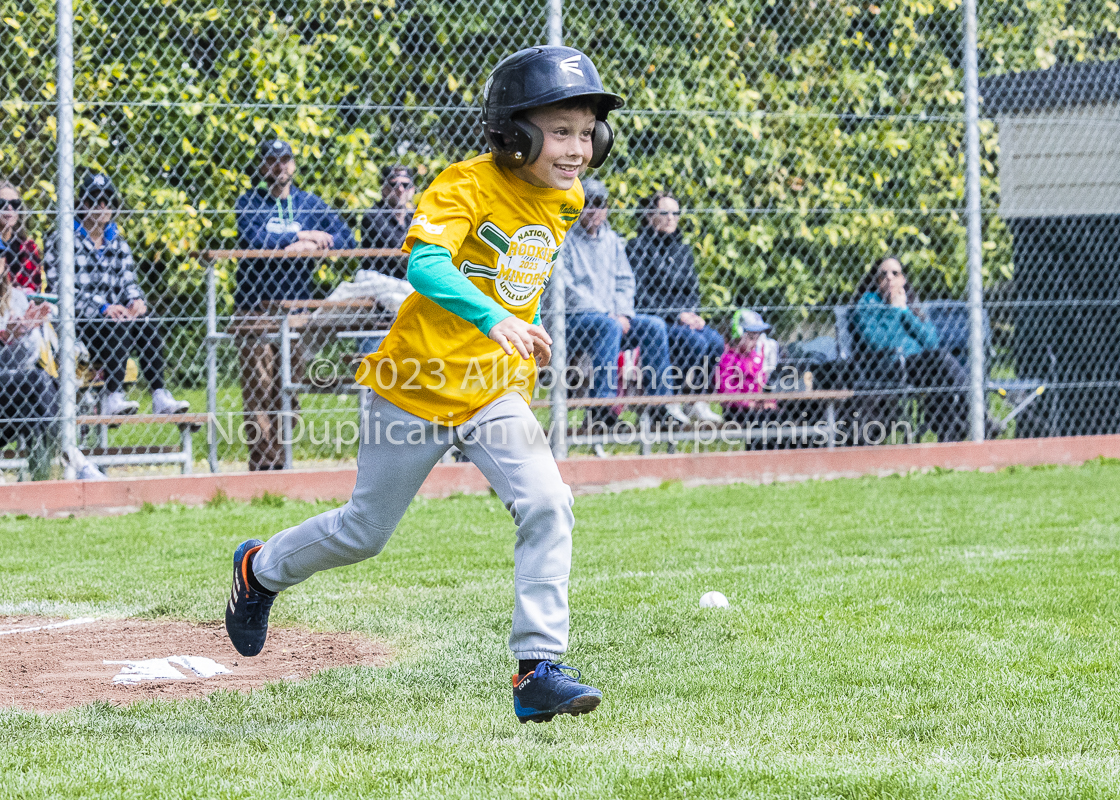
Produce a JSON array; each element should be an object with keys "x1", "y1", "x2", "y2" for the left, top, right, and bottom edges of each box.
[
  {"x1": 588, "y1": 119, "x2": 614, "y2": 169},
  {"x1": 512, "y1": 119, "x2": 545, "y2": 166},
  {"x1": 489, "y1": 120, "x2": 544, "y2": 169}
]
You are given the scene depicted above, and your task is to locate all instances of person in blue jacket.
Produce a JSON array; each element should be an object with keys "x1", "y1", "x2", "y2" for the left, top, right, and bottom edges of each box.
[
  {"x1": 233, "y1": 139, "x2": 357, "y2": 470},
  {"x1": 234, "y1": 139, "x2": 357, "y2": 310},
  {"x1": 853, "y1": 255, "x2": 970, "y2": 441}
]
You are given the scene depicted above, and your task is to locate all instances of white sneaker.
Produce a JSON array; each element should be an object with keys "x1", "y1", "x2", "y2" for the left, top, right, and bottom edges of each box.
[
  {"x1": 101, "y1": 391, "x2": 139, "y2": 416},
  {"x1": 63, "y1": 445, "x2": 107, "y2": 481},
  {"x1": 152, "y1": 388, "x2": 190, "y2": 415},
  {"x1": 664, "y1": 402, "x2": 691, "y2": 426},
  {"x1": 77, "y1": 462, "x2": 108, "y2": 481},
  {"x1": 688, "y1": 401, "x2": 723, "y2": 424}
]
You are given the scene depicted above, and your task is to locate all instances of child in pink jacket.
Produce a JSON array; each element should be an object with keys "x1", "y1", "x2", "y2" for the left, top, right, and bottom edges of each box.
[{"x1": 717, "y1": 309, "x2": 778, "y2": 419}]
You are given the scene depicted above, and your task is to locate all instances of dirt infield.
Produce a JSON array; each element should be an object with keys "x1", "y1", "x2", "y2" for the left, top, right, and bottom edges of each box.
[{"x1": 0, "y1": 616, "x2": 390, "y2": 713}]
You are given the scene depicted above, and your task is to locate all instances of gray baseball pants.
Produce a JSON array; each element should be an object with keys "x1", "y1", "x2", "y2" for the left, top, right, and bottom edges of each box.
[{"x1": 251, "y1": 392, "x2": 575, "y2": 660}]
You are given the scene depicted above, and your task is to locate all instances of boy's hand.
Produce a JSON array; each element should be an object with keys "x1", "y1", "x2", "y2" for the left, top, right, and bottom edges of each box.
[
  {"x1": 489, "y1": 316, "x2": 552, "y2": 361},
  {"x1": 533, "y1": 337, "x2": 552, "y2": 368}
]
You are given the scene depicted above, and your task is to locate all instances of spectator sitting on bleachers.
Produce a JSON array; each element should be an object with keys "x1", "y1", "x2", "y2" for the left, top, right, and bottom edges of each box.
[
  {"x1": 717, "y1": 309, "x2": 779, "y2": 423},
  {"x1": 233, "y1": 138, "x2": 357, "y2": 470},
  {"x1": 234, "y1": 138, "x2": 357, "y2": 310},
  {"x1": 545, "y1": 178, "x2": 689, "y2": 429},
  {"x1": 45, "y1": 173, "x2": 190, "y2": 418},
  {"x1": 853, "y1": 255, "x2": 969, "y2": 441},
  {"x1": 1, "y1": 249, "x2": 104, "y2": 481},
  {"x1": 1, "y1": 179, "x2": 45, "y2": 294},
  {"x1": 628, "y1": 191, "x2": 724, "y2": 424},
  {"x1": 360, "y1": 164, "x2": 415, "y2": 280},
  {"x1": 1, "y1": 246, "x2": 56, "y2": 480}
]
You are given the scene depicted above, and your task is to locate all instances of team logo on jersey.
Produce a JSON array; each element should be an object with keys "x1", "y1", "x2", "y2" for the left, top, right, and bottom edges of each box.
[
  {"x1": 462, "y1": 222, "x2": 558, "y2": 307},
  {"x1": 559, "y1": 203, "x2": 581, "y2": 223},
  {"x1": 410, "y1": 214, "x2": 446, "y2": 236}
]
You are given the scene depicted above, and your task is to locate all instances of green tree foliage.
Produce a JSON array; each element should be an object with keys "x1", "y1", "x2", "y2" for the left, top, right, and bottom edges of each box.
[{"x1": 1, "y1": 0, "x2": 1118, "y2": 321}]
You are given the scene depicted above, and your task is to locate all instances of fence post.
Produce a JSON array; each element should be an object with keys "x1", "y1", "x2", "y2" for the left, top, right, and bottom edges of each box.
[
  {"x1": 55, "y1": 0, "x2": 77, "y2": 477},
  {"x1": 279, "y1": 315, "x2": 294, "y2": 470},
  {"x1": 548, "y1": 0, "x2": 562, "y2": 46},
  {"x1": 963, "y1": 0, "x2": 986, "y2": 442},
  {"x1": 545, "y1": 0, "x2": 565, "y2": 457},
  {"x1": 205, "y1": 256, "x2": 220, "y2": 473},
  {"x1": 548, "y1": 269, "x2": 569, "y2": 460}
]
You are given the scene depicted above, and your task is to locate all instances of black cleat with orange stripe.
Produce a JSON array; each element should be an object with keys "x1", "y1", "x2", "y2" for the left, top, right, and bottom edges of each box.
[{"x1": 225, "y1": 539, "x2": 277, "y2": 657}]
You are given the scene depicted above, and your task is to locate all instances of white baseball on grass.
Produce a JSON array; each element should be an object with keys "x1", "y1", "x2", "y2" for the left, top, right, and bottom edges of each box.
[{"x1": 699, "y1": 591, "x2": 729, "y2": 609}]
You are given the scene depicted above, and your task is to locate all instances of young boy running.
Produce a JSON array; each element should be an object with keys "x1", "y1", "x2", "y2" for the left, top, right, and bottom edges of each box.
[{"x1": 224, "y1": 46, "x2": 624, "y2": 724}]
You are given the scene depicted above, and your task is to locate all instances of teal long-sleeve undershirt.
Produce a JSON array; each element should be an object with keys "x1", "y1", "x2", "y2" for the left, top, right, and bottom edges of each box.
[{"x1": 407, "y1": 241, "x2": 541, "y2": 334}]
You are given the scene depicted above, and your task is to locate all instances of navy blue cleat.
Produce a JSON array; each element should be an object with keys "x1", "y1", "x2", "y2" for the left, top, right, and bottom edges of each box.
[
  {"x1": 512, "y1": 661, "x2": 602, "y2": 723},
  {"x1": 225, "y1": 539, "x2": 277, "y2": 657}
]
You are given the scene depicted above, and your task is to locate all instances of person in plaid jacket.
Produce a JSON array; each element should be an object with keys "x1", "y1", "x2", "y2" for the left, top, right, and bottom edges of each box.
[{"x1": 45, "y1": 173, "x2": 189, "y2": 417}]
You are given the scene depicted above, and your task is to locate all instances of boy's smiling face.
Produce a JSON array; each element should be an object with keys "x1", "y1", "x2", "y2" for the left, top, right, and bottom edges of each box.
[{"x1": 512, "y1": 104, "x2": 597, "y2": 191}]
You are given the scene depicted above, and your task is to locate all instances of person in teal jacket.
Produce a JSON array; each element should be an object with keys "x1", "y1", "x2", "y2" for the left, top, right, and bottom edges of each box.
[{"x1": 853, "y1": 256, "x2": 969, "y2": 441}]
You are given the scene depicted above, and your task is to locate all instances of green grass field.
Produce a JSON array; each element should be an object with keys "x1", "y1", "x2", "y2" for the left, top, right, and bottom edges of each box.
[{"x1": 3, "y1": 462, "x2": 1120, "y2": 798}]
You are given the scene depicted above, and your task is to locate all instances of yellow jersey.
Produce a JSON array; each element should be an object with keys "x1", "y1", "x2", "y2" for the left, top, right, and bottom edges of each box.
[{"x1": 356, "y1": 153, "x2": 584, "y2": 423}]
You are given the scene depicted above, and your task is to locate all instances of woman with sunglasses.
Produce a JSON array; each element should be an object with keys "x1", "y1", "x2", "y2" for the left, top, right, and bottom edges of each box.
[
  {"x1": 361, "y1": 165, "x2": 416, "y2": 280},
  {"x1": 0, "y1": 179, "x2": 45, "y2": 294},
  {"x1": 627, "y1": 191, "x2": 724, "y2": 424},
  {"x1": 853, "y1": 255, "x2": 976, "y2": 442}
]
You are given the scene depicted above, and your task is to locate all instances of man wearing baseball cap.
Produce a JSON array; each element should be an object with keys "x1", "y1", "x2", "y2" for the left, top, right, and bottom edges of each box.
[
  {"x1": 232, "y1": 139, "x2": 357, "y2": 470},
  {"x1": 234, "y1": 139, "x2": 357, "y2": 309},
  {"x1": 360, "y1": 164, "x2": 415, "y2": 280}
]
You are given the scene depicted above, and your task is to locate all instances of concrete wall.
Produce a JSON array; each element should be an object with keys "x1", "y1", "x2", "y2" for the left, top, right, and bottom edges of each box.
[{"x1": 2, "y1": 435, "x2": 1118, "y2": 518}]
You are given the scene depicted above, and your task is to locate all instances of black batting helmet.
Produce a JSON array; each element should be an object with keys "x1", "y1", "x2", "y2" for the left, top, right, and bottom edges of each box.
[{"x1": 483, "y1": 46, "x2": 624, "y2": 170}]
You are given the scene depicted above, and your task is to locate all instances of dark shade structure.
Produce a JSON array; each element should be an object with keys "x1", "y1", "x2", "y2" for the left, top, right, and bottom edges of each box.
[{"x1": 982, "y1": 63, "x2": 1120, "y2": 436}]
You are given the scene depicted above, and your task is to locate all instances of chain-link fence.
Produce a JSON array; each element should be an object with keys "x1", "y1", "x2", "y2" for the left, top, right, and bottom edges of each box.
[{"x1": 1, "y1": 0, "x2": 1118, "y2": 480}]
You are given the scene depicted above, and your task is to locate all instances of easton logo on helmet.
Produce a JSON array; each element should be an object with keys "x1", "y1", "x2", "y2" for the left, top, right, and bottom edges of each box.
[{"x1": 559, "y1": 55, "x2": 584, "y2": 77}]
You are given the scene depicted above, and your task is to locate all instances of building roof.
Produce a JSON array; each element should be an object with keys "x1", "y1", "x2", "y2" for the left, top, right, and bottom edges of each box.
[{"x1": 981, "y1": 60, "x2": 1120, "y2": 116}]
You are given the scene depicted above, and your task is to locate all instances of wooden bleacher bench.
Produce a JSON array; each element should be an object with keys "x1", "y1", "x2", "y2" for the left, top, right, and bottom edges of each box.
[
  {"x1": 531, "y1": 389, "x2": 856, "y2": 454},
  {"x1": 528, "y1": 390, "x2": 853, "y2": 409},
  {"x1": 226, "y1": 298, "x2": 384, "y2": 334},
  {"x1": 1, "y1": 414, "x2": 207, "y2": 477},
  {"x1": 75, "y1": 413, "x2": 208, "y2": 474},
  {"x1": 201, "y1": 248, "x2": 404, "y2": 260},
  {"x1": 75, "y1": 413, "x2": 208, "y2": 428}
]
